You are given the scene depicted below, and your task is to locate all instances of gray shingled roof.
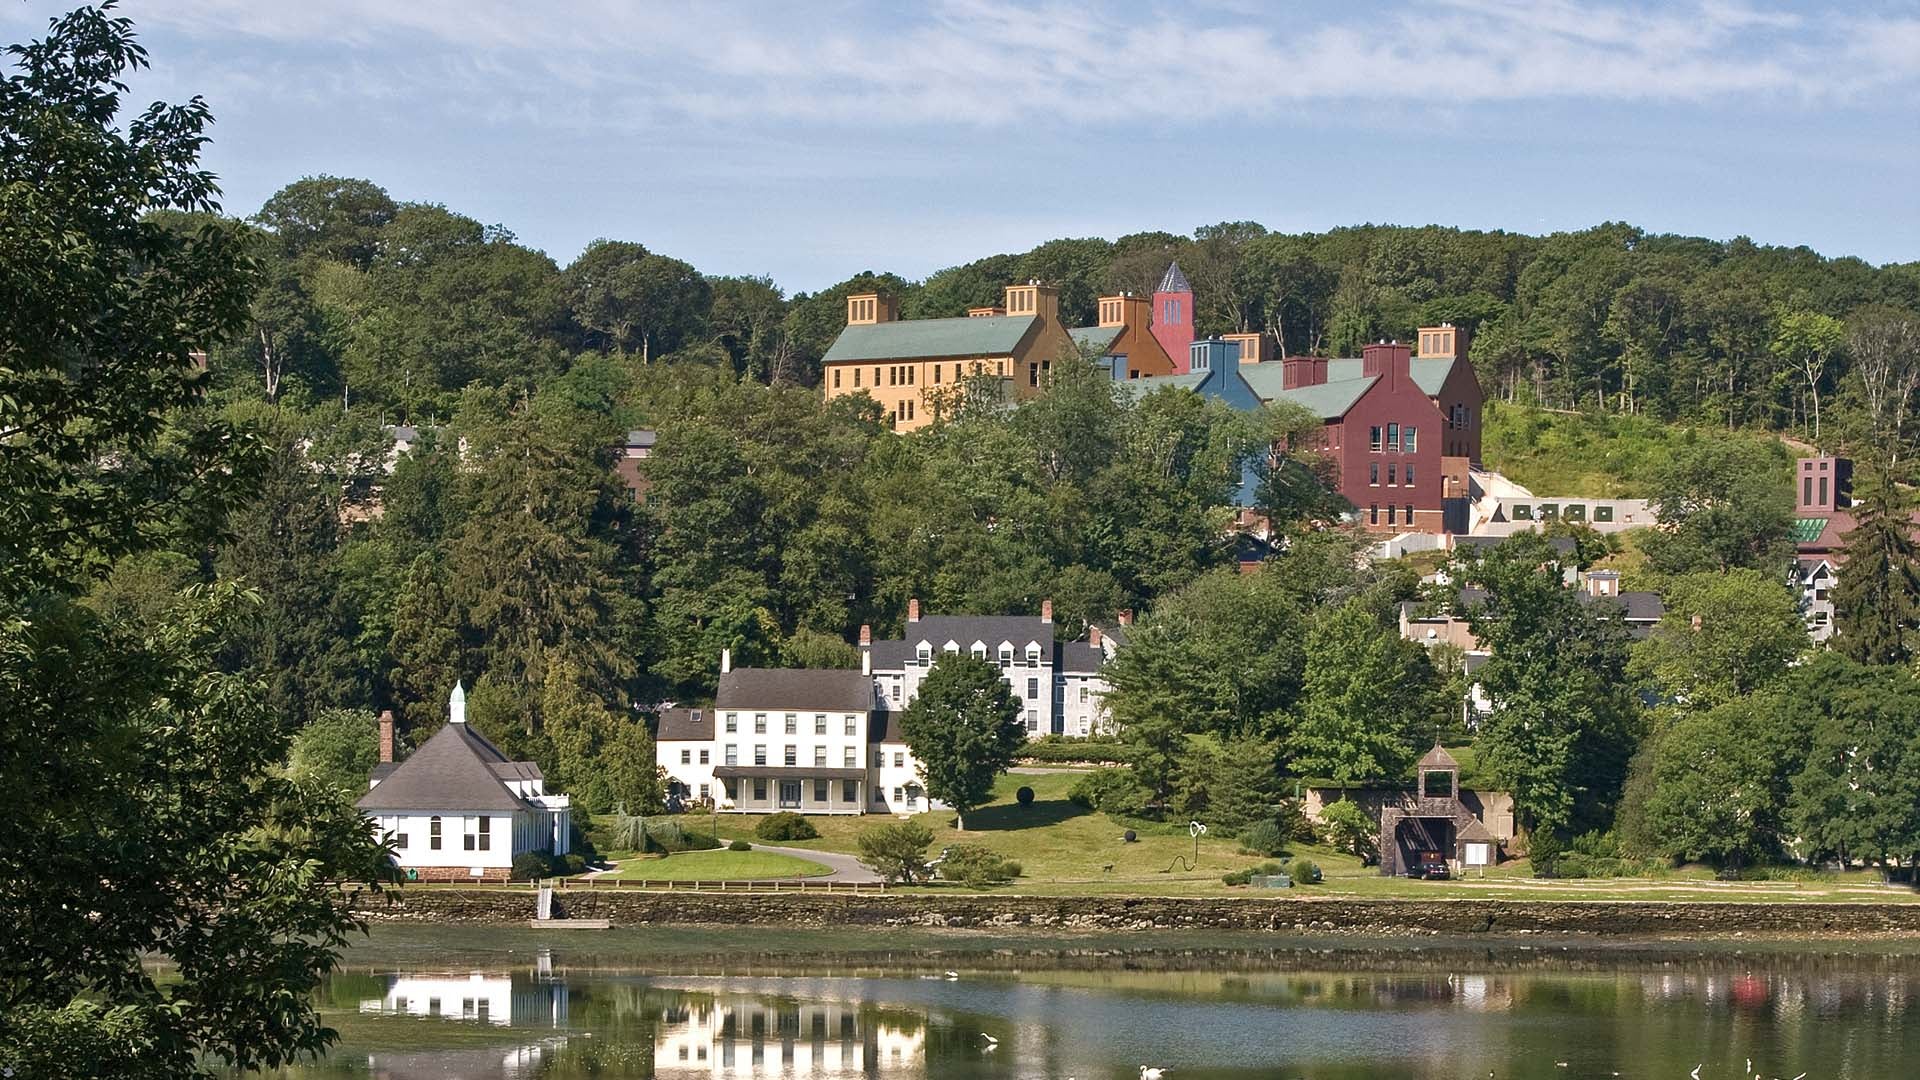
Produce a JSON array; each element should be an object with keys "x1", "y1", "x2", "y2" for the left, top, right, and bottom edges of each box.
[
  {"x1": 715, "y1": 668, "x2": 874, "y2": 713},
  {"x1": 868, "y1": 710, "x2": 901, "y2": 743},
  {"x1": 821, "y1": 315, "x2": 1035, "y2": 364},
  {"x1": 1157, "y1": 262, "x2": 1191, "y2": 294},
  {"x1": 1237, "y1": 362, "x2": 1378, "y2": 419},
  {"x1": 356, "y1": 721, "x2": 532, "y2": 813},
  {"x1": 1057, "y1": 640, "x2": 1106, "y2": 674},
  {"x1": 656, "y1": 706, "x2": 714, "y2": 741},
  {"x1": 625, "y1": 429, "x2": 656, "y2": 448},
  {"x1": 896, "y1": 615, "x2": 1056, "y2": 656}
]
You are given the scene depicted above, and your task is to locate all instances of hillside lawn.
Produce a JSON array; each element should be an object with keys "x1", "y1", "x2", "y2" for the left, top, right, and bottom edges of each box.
[
  {"x1": 1480, "y1": 403, "x2": 1795, "y2": 498},
  {"x1": 610, "y1": 771, "x2": 1920, "y2": 903},
  {"x1": 602, "y1": 848, "x2": 832, "y2": 881}
]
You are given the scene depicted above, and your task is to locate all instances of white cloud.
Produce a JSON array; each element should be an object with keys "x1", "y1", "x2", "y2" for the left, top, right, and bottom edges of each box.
[{"x1": 105, "y1": 0, "x2": 1920, "y2": 129}]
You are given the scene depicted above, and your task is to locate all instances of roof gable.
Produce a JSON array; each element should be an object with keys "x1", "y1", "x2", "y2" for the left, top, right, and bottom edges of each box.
[{"x1": 357, "y1": 721, "x2": 532, "y2": 813}]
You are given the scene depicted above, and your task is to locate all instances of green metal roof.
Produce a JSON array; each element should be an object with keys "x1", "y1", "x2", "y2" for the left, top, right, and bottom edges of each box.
[
  {"x1": 1322, "y1": 356, "x2": 1459, "y2": 395},
  {"x1": 1238, "y1": 362, "x2": 1378, "y2": 419},
  {"x1": 1069, "y1": 325, "x2": 1124, "y2": 353},
  {"x1": 1115, "y1": 372, "x2": 1209, "y2": 400},
  {"x1": 822, "y1": 315, "x2": 1035, "y2": 363},
  {"x1": 1790, "y1": 517, "x2": 1830, "y2": 544}
]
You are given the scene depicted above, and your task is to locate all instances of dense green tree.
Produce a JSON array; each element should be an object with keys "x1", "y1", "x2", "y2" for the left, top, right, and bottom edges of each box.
[
  {"x1": 1173, "y1": 735, "x2": 1281, "y2": 832},
  {"x1": 254, "y1": 175, "x2": 397, "y2": 268},
  {"x1": 1289, "y1": 598, "x2": 1431, "y2": 784},
  {"x1": 1641, "y1": 694, "x2": 1796, "y2": 866},
  {"x1": 898, "y1": 654, "x2": 1026, "y2": 829},
  {"x1": 1788, "y1": 657, "x2": 1920, "y2": 869},
  {"x1": 1629, "y1": 569, "x2": 1805, "y2": 707},
  {"x1": 1642, "y1": 439, "x2": 1794, "y2": 576},
  {"x1": 288, "y1": 707, "x2": 381, "y2": 794},
  {"x1": 1459, "y1": 534, "x2": 1640, "y2": 839},
  {"x1": 0, "y1": 9, "x2": 388, "y2": 1073},
  {"x1": 564, "y1": 239, "x2": 713, "y2": 362},
  {"x1": 855, "y1": 821, "x2": 935, "y2": 884},
  {"x1": 1832, "y1": 462, "x2": 1920, "y2": 665}
]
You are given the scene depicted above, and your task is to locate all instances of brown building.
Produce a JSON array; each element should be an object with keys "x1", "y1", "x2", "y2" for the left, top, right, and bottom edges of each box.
[{"x1": 820, "y1": 281, "x2": 1175, "y2": 432}]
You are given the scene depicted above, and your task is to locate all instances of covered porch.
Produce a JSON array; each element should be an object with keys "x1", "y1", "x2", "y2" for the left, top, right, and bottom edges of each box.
[{"x1": 712, "y1": 766, "x2": 866, "y2": 815}]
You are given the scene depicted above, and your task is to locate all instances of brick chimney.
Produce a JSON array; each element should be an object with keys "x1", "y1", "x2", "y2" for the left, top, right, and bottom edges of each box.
[
  {"x1": 378, "y1": 709, "x2": 394, "y2": 764},
  {"x1": 1041, "y1": 599, "x2": 1053, "y2": 624},
  {"x1": 1118, "y1": 609, "x2": 1133, "y2": 626},
  {"x1": 1282, "y1": 356, "x2": 1328, "y2": 389},
  {"x1": 1362, "y1": 341, "x2": 1411, "y2": 391},
  {"x1": 908, "y1": 598, "x2": 921, "y2": 623},
  {"x1": 1088, "y1": 626, "x2": 1102, "y2": 648},
  {"x1": 859, "y1": 623, "x2": 872, "y2": 646},
  {"x1": 1222, "y1": 332, "x2": 1266, "y2": 366}
]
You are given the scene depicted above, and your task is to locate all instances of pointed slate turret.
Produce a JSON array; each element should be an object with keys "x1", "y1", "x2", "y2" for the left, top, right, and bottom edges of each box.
[{"x1": 1156, "y1": 261, "x2": 1192, "y2": 294}]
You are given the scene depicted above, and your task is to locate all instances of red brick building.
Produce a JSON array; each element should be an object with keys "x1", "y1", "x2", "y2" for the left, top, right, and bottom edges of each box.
[{"x1": 1240, "y1": 329, "x2": 1484, "y2": 533}]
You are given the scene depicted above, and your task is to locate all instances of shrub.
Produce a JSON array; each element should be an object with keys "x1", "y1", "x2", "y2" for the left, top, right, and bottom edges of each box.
[
  {"x1": 1068, "y1": 767, "x2": 1150, "y2": 816},
  {"x1": 1539, "y1": 831, "x2": 1664, "y2": 879},
  {"x1": 620, "y1": 817, "x2": 720, "y2": 854},
  {"x1": 754, "y1": 812, "x2": 819, "y2": 841},
  {"x1": 1317, "y1": 799, "x2": 1378, "y2": 862},
  {"x1": 937, "y1": 843, "x2": 1021, "y2": 886},
  {"x1": 728, "y1": 838, "x2": 752, "y2": 851},
  {"x1": 1015, "y1": 786, "x2": 1035, "y2": 807},
  {"x1": 511, "y1": 853, "x2": 551, "y2": 881},
  {"x1": 1289, "y1": 858, "x2": 1322, "y2": 884},
  {"x1": 556, "y1": 853, "x2": 586, "y2": 876},
  {"x1": 1221, "y1": 861, "x2": 1286, "y2": 886},
  {"x1": 1237, "y1": 820, "x2": 1288, "y2": 857},
  {"x1": 857, "y1": 821, "x2": 935, "y2": 884}
]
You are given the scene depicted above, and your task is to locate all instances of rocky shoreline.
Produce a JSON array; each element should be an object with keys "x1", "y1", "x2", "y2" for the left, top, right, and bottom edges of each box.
[{"x1": 350, "y1": 889, "x2": 1920, "y2": 938}]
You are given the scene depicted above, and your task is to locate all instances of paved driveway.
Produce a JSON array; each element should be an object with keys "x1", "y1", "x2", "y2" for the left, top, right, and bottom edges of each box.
[{"x1": 750, "y1": 843, "x2": 881, "y2": 883}]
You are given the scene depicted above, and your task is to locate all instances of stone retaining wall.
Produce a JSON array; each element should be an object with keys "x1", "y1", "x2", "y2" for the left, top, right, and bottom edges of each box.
[{"x1": 350, "y1": 889, "x2": 1920, "y2": 937}]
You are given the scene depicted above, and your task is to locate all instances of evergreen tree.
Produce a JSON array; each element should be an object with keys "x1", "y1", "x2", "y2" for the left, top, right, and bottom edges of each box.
[{"x1": 1832, "y1": 462, "x2": 1920, "y2": 666}]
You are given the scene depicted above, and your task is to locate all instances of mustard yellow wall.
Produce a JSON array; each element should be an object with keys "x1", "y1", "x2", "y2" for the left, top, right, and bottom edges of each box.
[{"x1": 822, "y1": 356, "x2": 1012, "y2": 432}]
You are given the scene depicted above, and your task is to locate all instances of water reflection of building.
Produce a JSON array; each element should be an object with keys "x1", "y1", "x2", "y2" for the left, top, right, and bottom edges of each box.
[
  {"x1": 654, "y1": 997, "x2": 924, "y2": 1077},
  {"x1": 359, "y1": 972, "x2": 570, "y2": 1028}
]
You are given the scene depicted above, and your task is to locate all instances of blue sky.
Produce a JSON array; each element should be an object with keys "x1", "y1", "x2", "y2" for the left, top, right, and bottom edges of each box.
[{"x1": 8, "y1": 1, "x2": 1920, "y2": 292}]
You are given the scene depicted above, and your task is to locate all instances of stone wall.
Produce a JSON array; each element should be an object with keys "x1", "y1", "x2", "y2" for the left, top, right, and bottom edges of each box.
[{"x1": 350, "y1": 888, "x2": 1920, "y2": 938}]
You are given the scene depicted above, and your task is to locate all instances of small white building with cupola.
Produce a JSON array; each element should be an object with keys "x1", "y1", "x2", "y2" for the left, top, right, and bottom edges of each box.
[{"x1": 357, "y1": 683, "x2": 572, "y2": 882}]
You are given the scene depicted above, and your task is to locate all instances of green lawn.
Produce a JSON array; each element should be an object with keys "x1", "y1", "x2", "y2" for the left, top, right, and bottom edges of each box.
[
  {"x1": 1481, "y1": 403, "x2": 1794, "y2": 498},
  {"x1": 603, "y1": 848, "x2": 832, "y2": 881},
  {"x1": 592, "y1": 773, "x2": 1920, "y2": 902}
]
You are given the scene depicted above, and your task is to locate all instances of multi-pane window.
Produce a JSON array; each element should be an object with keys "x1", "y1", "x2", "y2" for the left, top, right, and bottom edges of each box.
[
  {"x1": 814, "y1": 780, "x2": 829, "y2": 803},
  {"x1": 1405, "y1": 465, "x2": 1416, "y2": 487},
  {"x1": 1404, "y1": 426, "x2": 1417, "y2": 453},
  {"x1": 1027, "y1": 678, "x2": 1039, "y2": 699},
  {"x1": 813, "y1": 746, "x2": 827, "y2": 767},
  {"x1": 1369, "y1": 463, "x2": 1379, "y2": 486},
  {"x1": 843, "y1": 780, "x2": 859, "y2": 803},
  {"x1": 1405, "y1": 504, "x2": 1415, "y2": 523},
  {"x1": 998, "y1": 645, "x2": 1013, "y2": 668},
  {"x1": 699, "y1": 748, "x2": 709, "y2": 764},
  {"x1": 844, "y1": 747, "x2": 857, "y2": 768},
  {"x1": 784, "y1": 745, "x2": 797, "y2": 766},
  {"x1": 429, "y1": 816, "x2": 443, "y2": 850},
  {"x1": 1369, "y1": 504, "x2": 1379, "y2": 525},
  {"x1": 1026, "y1": 644, "x2": 1040, "y2": 667},
  {"x1": 754, "y1": 714, "x2": 767, "y2": 734},
  {"x1": 725, "y1": 745, "x2": 738, "y2": 766},
  {"x1": 814, "y1": 714, "x2": 827, "y2": 735},
  {"x1": 754, "y1": 745, "x2": 767, "y2": 766},
  {"x1": 680, "y1": 748, "x2": 691, "y2": 764},
  {"x1": 1388, "y1": 464, "x2": 1398, "y2": 486},
  {"x1": 1025, "y1": 710, "x2": 1038, "y2": 732},
  {"x1": 754, "y1": 778, "x2": 767, "y2": 801},
  {"x1": 873, "y1": 751, "x2": 883, "y2": 768},
  {"x1": 1386, "y1": 423, "x2": 1400, "y2": 452},
  {"x1": 725, "y1": 713, "x2": 738, "y2": 733},
  {"x1": 894, "y1": 752, "x2": 904, "y2": 768},
  {"x1": 784, "y1": 714, "x2": 797, "y2": 735},
  {"x1": 1386, "y1": 505, "x2": 1397, "y2": 525},
  {"x1": 844, "y1": 716, "x2": 858, "y2": 736},
  {"x1": 1370, "y1": 426, "x2": 1382, "y2": 451}
]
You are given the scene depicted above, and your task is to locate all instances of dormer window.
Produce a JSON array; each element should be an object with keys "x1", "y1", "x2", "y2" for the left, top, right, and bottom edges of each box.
[
  {"x1": 1026, "y1": 643, "x2": 1041, "y2": 668},
  {"x1": 997, "y1": 644, "x2": 1013, "y2": 668},
  {"x1": 943, "y1": 640, "x2": 959, "y2": 653},
  {"x1": 971, "y1": 641, "x2": 987, "y2": 660},
  {"x1": 916, "y1": 642, "x2": 931, "y2": 667}
]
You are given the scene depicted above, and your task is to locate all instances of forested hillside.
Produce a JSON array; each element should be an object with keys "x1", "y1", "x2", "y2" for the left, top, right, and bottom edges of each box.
[{"x1": 121, "y1": 173, "x2": 1920, "y2": 820}]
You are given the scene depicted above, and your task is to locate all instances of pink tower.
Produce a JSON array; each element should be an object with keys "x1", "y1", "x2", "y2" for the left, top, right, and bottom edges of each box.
[{"x1": 1151, "y1": 261, "x2": 1195, "y2": 374}]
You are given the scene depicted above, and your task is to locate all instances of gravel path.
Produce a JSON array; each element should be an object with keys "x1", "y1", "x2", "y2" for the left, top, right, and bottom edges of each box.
[{"x1": 748, "y1": 843, "x2": 882, "y2": 883}]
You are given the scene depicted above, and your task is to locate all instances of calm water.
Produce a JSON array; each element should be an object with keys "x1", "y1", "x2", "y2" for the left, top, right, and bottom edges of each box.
[{"x1": 277, "y1": 928, "x2": 1920, "y2": 1079}]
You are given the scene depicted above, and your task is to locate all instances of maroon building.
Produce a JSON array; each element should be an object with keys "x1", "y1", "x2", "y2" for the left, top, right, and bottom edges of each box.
[
  {"x1": 1240, "y1": 331, "x2": 1484, "y2": 534},
  {"x1": 1151, "y1": 262, "x2": 1196, "y2": 374}
]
